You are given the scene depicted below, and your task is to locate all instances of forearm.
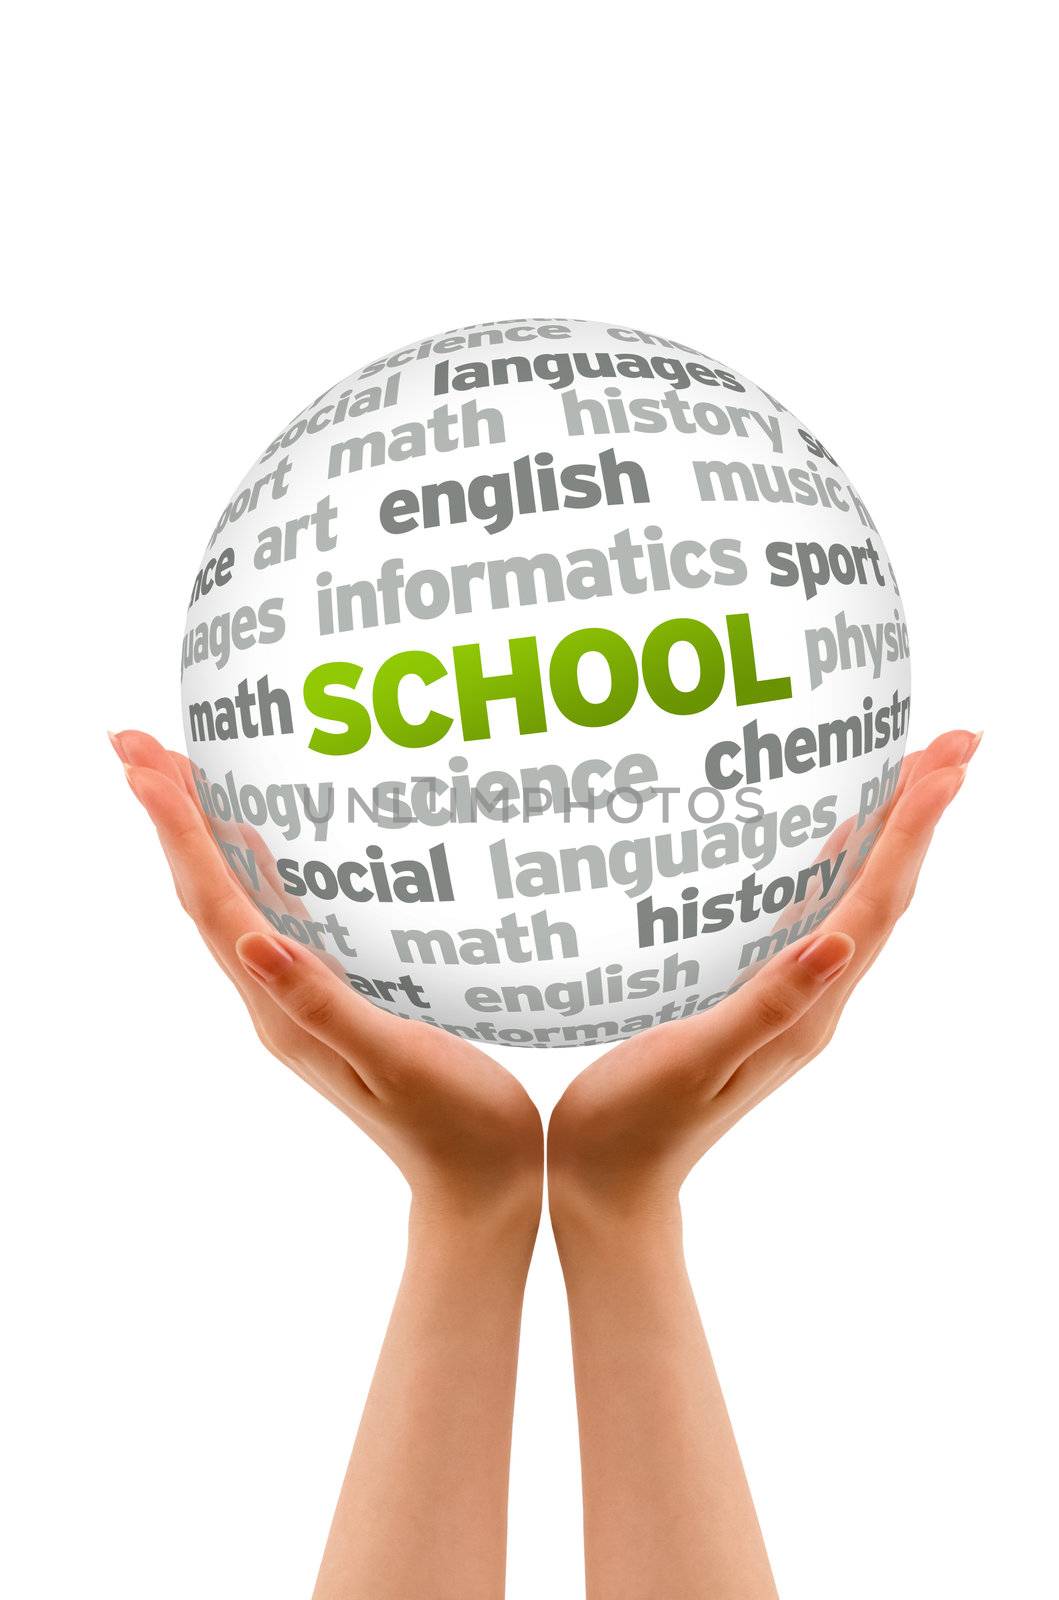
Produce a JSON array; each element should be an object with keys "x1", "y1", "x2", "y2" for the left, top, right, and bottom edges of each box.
[
  {"x1": 553, "y1": 1194, "x2": 777, "y2": 1600},
  {"x1": 313, "y1": 1194, "x2": 539, "y2": 1600}
]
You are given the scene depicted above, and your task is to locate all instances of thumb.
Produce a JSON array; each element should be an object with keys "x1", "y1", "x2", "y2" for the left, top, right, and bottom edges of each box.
[
  {"x1": 235, "y1": 931, "x2": 397, "y2": 1080},
  {"x1": 711, "y1": 931, "x2": 856, "y2": 1057}
]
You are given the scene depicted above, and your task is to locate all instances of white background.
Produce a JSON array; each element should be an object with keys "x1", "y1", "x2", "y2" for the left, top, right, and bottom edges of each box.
[{"x1": 2, "y1": 5, "x2": 1055, "y2": 1596}]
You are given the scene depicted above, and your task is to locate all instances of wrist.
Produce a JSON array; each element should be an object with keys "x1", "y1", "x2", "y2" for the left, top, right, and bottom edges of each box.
[
  {"x1": 409, "y1": 1171, "x2": 542, "y2": 1260},
  {"x1": 548, "y1": 1172, "x2": 683, "y2": 1266}
]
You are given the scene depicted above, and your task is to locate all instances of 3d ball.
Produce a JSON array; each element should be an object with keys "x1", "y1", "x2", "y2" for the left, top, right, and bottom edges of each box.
[{"x1": 182, "y1": 317, "x2": 910, "y2": 1050}]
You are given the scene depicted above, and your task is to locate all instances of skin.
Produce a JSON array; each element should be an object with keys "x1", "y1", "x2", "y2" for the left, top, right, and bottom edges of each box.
[{"x1": 111, "y1": 724, "x2": 977, "y2": 1599}]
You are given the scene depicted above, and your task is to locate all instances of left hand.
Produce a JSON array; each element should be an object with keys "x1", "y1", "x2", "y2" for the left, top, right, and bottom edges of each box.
[{"x1": 548, "y1": 728, "x2": 978, "y2": 1229}]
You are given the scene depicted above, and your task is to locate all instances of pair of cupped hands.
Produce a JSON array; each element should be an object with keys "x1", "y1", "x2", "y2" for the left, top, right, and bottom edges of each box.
[{"x1": 113, "y1": 727, "x2": 976, "y2": 1239}]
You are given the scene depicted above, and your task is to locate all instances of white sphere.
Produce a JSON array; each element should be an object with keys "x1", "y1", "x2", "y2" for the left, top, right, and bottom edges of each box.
[{"x1": 182, "y1": 317, "x2": 910, "y2": 1050}]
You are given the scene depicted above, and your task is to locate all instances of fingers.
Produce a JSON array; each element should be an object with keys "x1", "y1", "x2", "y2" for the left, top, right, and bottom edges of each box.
[
  {"x1": 115, "y1": 734, "x2": 366, "y2": 1110},
  {"x1": 111, "y1": 731, "x2": 204, "y2": 820},
  {"x1": 116, "y1": 738, "x2": 277, "y2": 994},
  {"x1": 768, "y1": 814, "x2": 854, "y2": 937},
  {"x1": 111, "y1": 733, "x2": 211, "y2": 912},
  {"x1": 717, "y1": 748, "x2": 974, "y2": 1121},
  {"x1": 907, "y1": 728, "x2": 981, "y2": 783},
  {"x1": 731, "y1": 749, "x2": 973, "y2": 1092},
  {"x1": 122, "y1": 761, "x2": 309, "y2": 1022},
  {"x1": 709, "y1": 931, "x2": 857, "y2": 1060},
  {"x1": 773, "y1": 762, "x2": 965, "y2": 1055},
  {"x1": 124, "y1": 762, "x2": 259, "y2": 928},
  {"x1": 755, "y1": 730, "x2": 977, "y2": 952},
  {"x1": 166, "y1": 747, "x2": 211, "y2": 811},
  {"x1": 812, "y1": 731, "x2": 975, "y2": 911},
  {"x1": 162, "y1": 749, "x2": 334, "y2": 956},
  {"x1": 838, "y1": 763, "x2": 966, "y2": 945},
  {"x1": 234, "y1": 819, "x2": 320, "y2": 926}
]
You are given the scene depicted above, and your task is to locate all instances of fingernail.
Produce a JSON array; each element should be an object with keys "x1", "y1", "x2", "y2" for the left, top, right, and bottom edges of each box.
[
  {"x1": 964, "y1": 731, "x2": 983, "y2": 763},
  {"x1": 124, "y1": 764, "x2": 149, "y2": 804},
  {"x1": 797, "y1": 932, "x2": 855, "y2": 980},
  {"x1": 237, "y1": 933, "x2": 295, "y2": 982},
  {"x1": 941, "y1": 766, "x2": 966, "y2": 803},
  {"x1": 108, "y1": 730, "x2": 127, "y2": 761}
]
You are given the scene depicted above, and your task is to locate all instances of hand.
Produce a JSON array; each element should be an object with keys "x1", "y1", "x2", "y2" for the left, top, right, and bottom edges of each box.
[
  {"x1": 548, "y1": 728, "x2": 978, "y2": 1231},
  {"x1": 112, "y1": 730, "x2": 543, "y2": 1231}
]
